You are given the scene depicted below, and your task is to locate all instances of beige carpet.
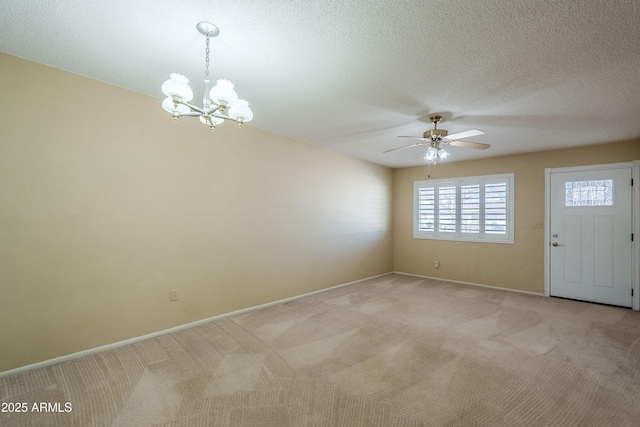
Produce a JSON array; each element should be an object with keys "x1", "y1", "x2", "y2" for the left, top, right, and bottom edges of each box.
[{"x1": 2, "y1": 274, "x2": 640, "y2": 426}]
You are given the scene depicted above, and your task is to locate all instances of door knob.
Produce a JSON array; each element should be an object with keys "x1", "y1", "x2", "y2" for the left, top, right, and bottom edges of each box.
[{"x1": 552, "y1": 242, "x2": 558, "y2": 247}]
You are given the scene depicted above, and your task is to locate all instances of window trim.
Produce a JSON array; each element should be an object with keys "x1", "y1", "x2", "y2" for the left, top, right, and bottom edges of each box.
[{"x1": 413, "y1": 173, "x2": 514, "y2": 244}]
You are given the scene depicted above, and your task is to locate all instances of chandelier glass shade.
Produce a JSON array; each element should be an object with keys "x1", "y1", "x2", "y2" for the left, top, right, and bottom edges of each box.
[{"x1": 161, "y1": 22, "x2": 253, "y2": 131}]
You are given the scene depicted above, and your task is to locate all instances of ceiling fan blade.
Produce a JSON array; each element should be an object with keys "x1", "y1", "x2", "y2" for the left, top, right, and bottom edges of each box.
[
  {"x1": 448, "y1": 140, "x2": 491, "y2": 150},
  {"x1": 397, "y1": 136, "x2": 428, "y2": 140},
  {"x1": 383, "y1": 142, "x2": 425, "y2": 153},
  {"x1": 446, "y1": 129, "x2": 484, "y2": 140}
]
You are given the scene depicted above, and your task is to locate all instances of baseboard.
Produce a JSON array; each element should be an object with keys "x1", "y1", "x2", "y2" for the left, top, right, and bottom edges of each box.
[
  {"x1": 393, "y1": 271, "x2": 545, "y2": 296},
  {"x1": 0, "y1": 272, "x2": 393, "y2": 379}
]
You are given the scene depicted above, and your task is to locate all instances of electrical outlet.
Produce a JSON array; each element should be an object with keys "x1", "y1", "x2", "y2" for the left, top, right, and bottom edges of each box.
[
  {"x1": 434, "y1": 260, "x2": 439, "y2": 269},
  {"x1": 170, "y1": 289, "x2": 178, "y2": 301}
]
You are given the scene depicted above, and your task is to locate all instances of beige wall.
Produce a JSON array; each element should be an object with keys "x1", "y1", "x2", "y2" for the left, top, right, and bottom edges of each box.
[
  {"x1": 393, "y1": 140, "x2": 640, "y2": 293},
  {"x1": 0, "y1": 53, "x2": 393, "y2": 373}
]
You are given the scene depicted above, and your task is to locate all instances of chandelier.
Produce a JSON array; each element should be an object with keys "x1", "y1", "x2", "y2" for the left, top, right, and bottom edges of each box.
[
  {"x1": 161, "y1": 21, "x2": 253, "y2": 131},
  {"x1": 423, "y1": 141, "x2": 449, "y2": 163}
]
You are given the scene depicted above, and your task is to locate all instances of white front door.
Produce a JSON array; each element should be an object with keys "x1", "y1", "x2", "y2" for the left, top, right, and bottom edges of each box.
[{"x1": 549, "y1": 166, "x2": 633, "y2": 307}]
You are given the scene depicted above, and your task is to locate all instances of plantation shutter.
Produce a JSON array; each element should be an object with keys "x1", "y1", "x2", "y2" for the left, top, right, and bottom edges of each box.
[
  {"x1": 438, "y1": 184, "x2": 457, "y2": 233},
  {"x1": 413, "y1": 173, "x2": 513, "y2": 243},
  {"x1": 485, "y1": 181, "x2": 507, "y2": 234},
  {"x1": 461, "y1": 183, "x2": 480, "y2": 234},
  {"x1": 417, "y1": 187, "x2": 435, "y2": 232}
]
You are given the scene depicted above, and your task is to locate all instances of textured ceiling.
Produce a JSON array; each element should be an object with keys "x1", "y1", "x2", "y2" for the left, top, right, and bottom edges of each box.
[{"x1": 1, "y1": 0, "x2": 639, "y2": 167}]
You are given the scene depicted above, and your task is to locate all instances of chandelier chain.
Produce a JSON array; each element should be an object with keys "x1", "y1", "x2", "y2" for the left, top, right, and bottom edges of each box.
[{"x1": 205, "y1": 35, "x2": 210, "y2": 79}]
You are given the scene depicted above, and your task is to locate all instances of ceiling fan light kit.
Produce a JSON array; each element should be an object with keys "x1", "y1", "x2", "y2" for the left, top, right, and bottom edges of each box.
[
  {"x1": 385, "y1": 115, "x2": 490, "y2": 163},
  {"x1": 424, "y1": 147, "x2": 439, "y2": 162},
  {"x1": 161, "y1": 21, "x2": 253, "y2": 131}
]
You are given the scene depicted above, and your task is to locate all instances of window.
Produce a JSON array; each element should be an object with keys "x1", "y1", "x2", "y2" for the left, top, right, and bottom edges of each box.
[
  {"x1": 414, "y1": 173, "x2": 514, "y2": 243},
  {"x1": 565, "y1": 179, "x2": 613, "y2": 206}
]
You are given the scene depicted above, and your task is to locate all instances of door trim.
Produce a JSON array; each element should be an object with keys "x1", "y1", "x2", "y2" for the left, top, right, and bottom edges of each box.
[{"x1": 544, "y1": 161, "x2": 640, "y2": 311}]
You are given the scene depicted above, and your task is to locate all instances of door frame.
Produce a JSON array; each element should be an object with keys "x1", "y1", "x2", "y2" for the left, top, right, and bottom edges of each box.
[{"x1": 544, "y1": 161, "x2": 640, "y2": 311}]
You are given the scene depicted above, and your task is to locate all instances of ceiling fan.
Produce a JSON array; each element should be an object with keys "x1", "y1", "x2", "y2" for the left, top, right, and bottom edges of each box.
[{"x1": 384, "y1": 116, "x2": 490, "y2": 162}]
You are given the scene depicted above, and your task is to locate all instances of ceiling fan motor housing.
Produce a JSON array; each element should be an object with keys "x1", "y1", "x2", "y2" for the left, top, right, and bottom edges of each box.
[{"x1": 423, "y1": 129, "x2": 448, "y2": 140}]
